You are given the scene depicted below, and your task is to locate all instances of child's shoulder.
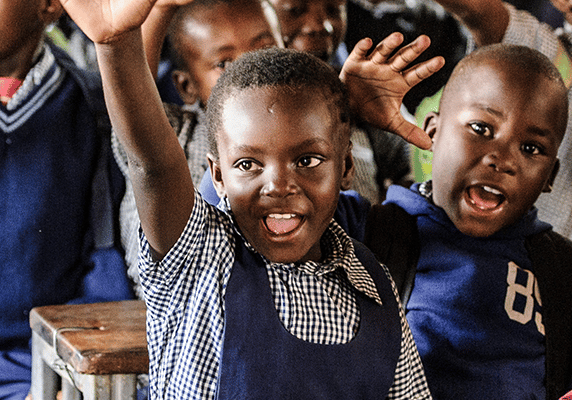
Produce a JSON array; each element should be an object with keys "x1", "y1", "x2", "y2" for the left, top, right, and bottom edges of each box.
[
  {"x1": 526, "y1": 228, "x2": 572, "y2": 266},
  {"x1": 363, "y1": 202, "x2": 419, "y2": 305}
]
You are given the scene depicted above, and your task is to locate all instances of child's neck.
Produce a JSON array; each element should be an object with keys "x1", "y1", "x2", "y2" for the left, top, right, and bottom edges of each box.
[
  {"x1": 0, "y1": 39, "x2": 45, "y2": 105},
  {"x1": 0, "y1": 36, "x2": 45, "y2": 81}
]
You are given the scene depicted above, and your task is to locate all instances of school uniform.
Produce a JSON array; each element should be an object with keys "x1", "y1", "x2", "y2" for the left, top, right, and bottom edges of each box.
[
  {"x1": 138, "y1": 193, "x2": 432, "y2": 399},
  {"x1": 372, "y1": 182, "x2": 572, "y2": 399},
  {"x1": 0, "y1": 42, "x2": 132, "y2": 398}
]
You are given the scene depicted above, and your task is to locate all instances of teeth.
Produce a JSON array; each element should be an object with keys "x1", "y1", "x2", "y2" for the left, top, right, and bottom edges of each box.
[
  {"x1": 268, "y1": 214, "x2": 296, "y2": 219},
  {"x1": 482, "y1": 186, "x2": 502, "y2": 195}
]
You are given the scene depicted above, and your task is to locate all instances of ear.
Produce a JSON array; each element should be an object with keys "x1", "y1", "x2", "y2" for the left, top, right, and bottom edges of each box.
[
  {"x1": 422, "y1": 111, "x2": 439, "y2": 150},
  {"x1": 207, "y1": 154, "x2": 227, "y2": 199},
  {"x1": 172, "y1": 69, "x2": 199, "y2": 105},
  {"x1": 542, "y1": 158, "x2": 560, "y2": 193},
  {"x1": 340, "y1": 141, "x2": 355, "y2": 191},
  {"x1": 41, "y1": 0, "x2": 64, "y2": 24}
]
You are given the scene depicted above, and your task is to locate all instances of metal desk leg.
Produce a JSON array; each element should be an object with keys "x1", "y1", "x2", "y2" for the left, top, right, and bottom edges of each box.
[
  {"x1": 31, "y1": 332, "x2": 59, "y2": 400},
  {"x1": 62, "y1": 379, "x2": 81, "y2": 400}
]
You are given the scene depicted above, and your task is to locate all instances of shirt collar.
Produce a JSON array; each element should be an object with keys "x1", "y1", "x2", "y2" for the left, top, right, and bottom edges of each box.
[
  {"x1": 6, "y1": 42, "x2": 57, "y2": 110},
  {"x1": 219, "y1": 195, "x2": 383, "y2": 306}
]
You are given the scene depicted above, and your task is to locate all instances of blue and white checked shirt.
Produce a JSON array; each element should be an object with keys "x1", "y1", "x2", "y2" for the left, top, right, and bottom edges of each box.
[{"x1": 139, "y1": 192, "x2": 431, "y2": 399}]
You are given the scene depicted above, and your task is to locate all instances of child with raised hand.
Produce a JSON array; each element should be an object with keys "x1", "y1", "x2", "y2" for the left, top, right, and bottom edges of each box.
[
  {"x1": 112, "y1": 0, "x2": 282, "y2": 299},
  {"x1": 61, "y1": 0, "x2": 443, "y2": 397},
  {"x1": 366, "y1": 44, "x2": 572, "y2": 399}
]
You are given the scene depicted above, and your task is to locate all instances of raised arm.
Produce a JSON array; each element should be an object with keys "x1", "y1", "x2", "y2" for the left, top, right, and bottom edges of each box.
[
  {"x1": 340, "y1": 33, "x2": 445, "y2": 150},
  {"x1": 61, "y1": 0, "x2": 195, "y2": 259},
  {"x1": 433, "y1": 0, "x2": 509, "y2": 46},
  {"x1": 142, "y1": 0, "x2": 193, "y2": 79}
]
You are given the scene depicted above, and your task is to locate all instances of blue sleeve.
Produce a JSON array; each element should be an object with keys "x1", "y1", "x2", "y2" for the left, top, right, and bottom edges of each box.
[
  {"x1": 67, "y1": 247, "x2": 134, "y2": 305},
  {"x1": 199, "y1": 168, "x2": 221, "y2": 206},
  {"x1": 334, "y1": 190, "x2": 371, "y2": 242}
]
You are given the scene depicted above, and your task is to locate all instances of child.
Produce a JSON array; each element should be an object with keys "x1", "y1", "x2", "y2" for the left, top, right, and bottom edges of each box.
[
  {"x1": 430, "y1": 0, "x2": 572, "y2": 241},
  {"x1": 112, "y1": 0, "x2": 282, "y2": 299},
  {"x1": 61, "y1": 0, "x2": 444, "y2": 397},
  {"x1": 365, "y1": 44, "x2": 572, "y2": 399},
  {"x1": 268, "y1": 0, "x2": 348, "y2": 67},
  {"x1": 0, "y1": 0, "x2": 133, "y2": 398}
]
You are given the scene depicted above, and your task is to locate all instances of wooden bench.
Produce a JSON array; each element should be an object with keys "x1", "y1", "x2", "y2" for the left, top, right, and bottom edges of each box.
[{"x1": 30, "y1": 300, "x2": 148, "y2": 400}]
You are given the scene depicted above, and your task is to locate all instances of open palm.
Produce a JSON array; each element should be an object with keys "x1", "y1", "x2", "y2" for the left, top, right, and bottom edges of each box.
[
  {"x1": 61, "y1": 0, "x2": 192, "y2": 44},
  {"x1": 340, "y1": 33, "x2": 445, "y2": 149}
]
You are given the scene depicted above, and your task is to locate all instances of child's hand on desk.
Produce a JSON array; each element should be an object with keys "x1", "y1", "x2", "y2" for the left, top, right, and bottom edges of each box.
[{"x1": 340, "y1": 33, "x2": 445, "y2": 150}]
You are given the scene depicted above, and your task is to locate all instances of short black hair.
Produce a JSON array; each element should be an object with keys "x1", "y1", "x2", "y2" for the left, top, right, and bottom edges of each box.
[
  {"x1": 442, "y1": 44, "x2": 569, "y2": 136},
  {"x1": 206, "y1": 47, "x2": 351, "y2": 159},
  {"x1": 167, "y1": 0, "x2": 229, "y2": 71},
  {"x1": 167, "y1": 0, "x2": 280, "y2": 72}
]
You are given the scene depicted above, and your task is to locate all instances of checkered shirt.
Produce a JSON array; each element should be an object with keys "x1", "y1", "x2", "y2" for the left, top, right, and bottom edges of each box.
[
  {"x1": 112, "y1": 101, "x2": 209, "y2": 299},
  {"x1": 139, "y1": 193, "x2": 431, "y2": 399}
]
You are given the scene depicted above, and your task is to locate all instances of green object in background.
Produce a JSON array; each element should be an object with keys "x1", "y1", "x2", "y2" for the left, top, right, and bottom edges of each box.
[
  {"x1": 46, "y1": 25, "x2": 70, "y2": 52},
  {"x1": 412, "y1": 146, "x2": 434, "y2": 183},
  {"x1": 411, "y1": 87, "x2": 442, "y2": 182},
  {"x1": 554, "y1": 42, "x2": 572, "y2": 89}
]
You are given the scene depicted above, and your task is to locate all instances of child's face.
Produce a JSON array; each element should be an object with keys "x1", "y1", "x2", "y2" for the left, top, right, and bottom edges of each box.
[
  {"x1": 0, "y1": 0, "x2": 53, "y2": 76},
  {"x1": 175, "y1": 1, "x2": 278, "y2": 105},
  {"x1": 268, "y1": 0, "x2": 347, "y2": 63},
  {"x1": 427, "y1": 60, "x2": 564, "y2": 237},
  {"x1": 210, "y1": 87, "x2": 353, "y2": 263}
]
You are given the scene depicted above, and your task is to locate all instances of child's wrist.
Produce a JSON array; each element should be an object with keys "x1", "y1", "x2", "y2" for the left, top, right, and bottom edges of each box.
[{"x1": 95, "y1": 28, "x2": 142, "y2": 50}]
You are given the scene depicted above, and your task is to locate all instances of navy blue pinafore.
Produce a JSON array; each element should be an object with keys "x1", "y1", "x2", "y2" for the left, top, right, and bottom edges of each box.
[{"x1": 216, "y1": 238, "x2": 401, "y2": 399}]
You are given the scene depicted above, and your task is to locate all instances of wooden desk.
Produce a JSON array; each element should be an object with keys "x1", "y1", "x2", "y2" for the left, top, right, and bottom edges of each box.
[{"x1": 30, "y1": 300, "x2": 148, "y2": 400}]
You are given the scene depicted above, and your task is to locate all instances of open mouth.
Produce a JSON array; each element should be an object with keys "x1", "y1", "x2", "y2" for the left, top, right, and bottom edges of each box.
[
  {"x1": 466, "y1": 185, "x2": 506, "y2": 211},
  {"x1": 264, "y1": 213, "x2": 302, "y2": 235}
]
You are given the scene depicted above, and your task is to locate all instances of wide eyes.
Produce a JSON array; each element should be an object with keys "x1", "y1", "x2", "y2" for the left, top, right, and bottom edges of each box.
[
  {"x1": 236, "y1": 160, "x2": 259, "y2": 172},
  {"x1": 521, "y1": 143, "x2": 542, "y2": 155},
  {"x1": 469, "y1": 122, "x2": 492, "y2": 137},
  {"x1": 468, "y1": 122, "x2": 546, "y2": 156},
  {"x1": 234, "y1": 156, "x2": 323, "y2": 172},
  {"x1": 297, "y1": 156, "x2": 323, "y2": 168}
]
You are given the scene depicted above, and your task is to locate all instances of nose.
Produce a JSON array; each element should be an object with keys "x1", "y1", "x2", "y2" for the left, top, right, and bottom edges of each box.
[
  {"x1": 483, "y1": 141, "x2": 517, "y2": 175},
  {"x1": 260, "y1": 166, "x2": 299, "y2": 198},
  {"x1": 300, "y1": 6, "x2": 333, "y2": 35}
]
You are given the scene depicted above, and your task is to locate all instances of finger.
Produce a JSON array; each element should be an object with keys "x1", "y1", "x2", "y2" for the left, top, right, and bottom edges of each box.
[
  {"x1": 346, "y1": 37, "x2": 374, "y2": 62},
  {"x1": 369, "y1": 32, "x2": 404, "y2": 65},
  {"x1": 388, "y1": 116, "x2": 433, "y2": 150},
  {"x1": 402, "y1": 56, "x2": 445, "y2": 88},
  {"x1": 388, "y1": 34, "x2": 432, "y2": 72}
]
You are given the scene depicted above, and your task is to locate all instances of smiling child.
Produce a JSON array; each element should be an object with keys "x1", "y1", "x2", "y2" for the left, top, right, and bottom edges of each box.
[
  {"x1": 113, "y1": 0, "x2": 282, "y2": 299},
  {"x1": 60, "y1": 0, "x2": 444, "y2": 397},
  {"x1": 373, "y1": 44, "x2": 572, "y2": 399}
]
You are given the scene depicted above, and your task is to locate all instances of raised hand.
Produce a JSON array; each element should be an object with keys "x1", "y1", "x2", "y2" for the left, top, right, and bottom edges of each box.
[
  {"x1": 340, "y1": 33, "x2": 445, "y2": 150},
  {"x1": 142, "y1": 0, "x2": 196, "y2": 77},
  {"x1": 60, "y1": 0, "x2": 160, "y2": 44}
]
